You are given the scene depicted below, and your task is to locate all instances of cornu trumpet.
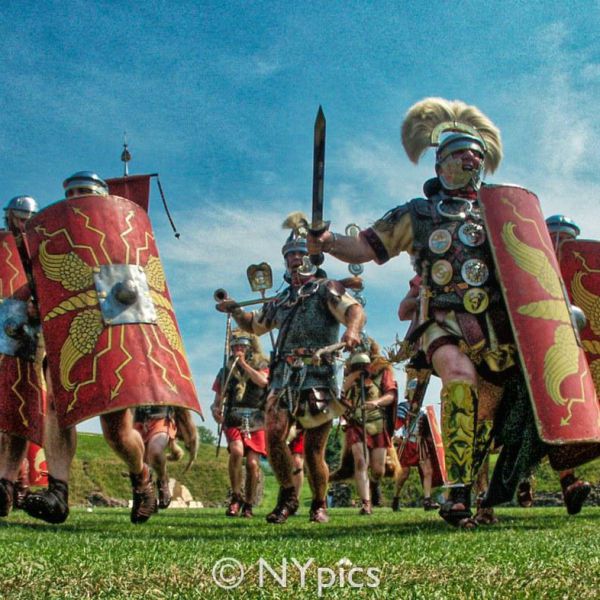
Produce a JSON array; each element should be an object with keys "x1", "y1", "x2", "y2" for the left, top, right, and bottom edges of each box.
[{"x1": 213, "y1": 288, "x2": 277, "y2": 308}]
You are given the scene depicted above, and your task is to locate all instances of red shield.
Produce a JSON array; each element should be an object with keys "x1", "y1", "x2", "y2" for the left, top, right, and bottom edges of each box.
[
  {"x1": 26, "y1": 195, "x2": 201, "y2": 429},
  {"x1": 26, "y1": 442, "x2": 48, "y2": 486},
  {"x1": 425, "y1": 405, "x2": 447, "y2": 487},
  {"x1": 558, "y1": 239, "x2": 600, "y2": 393},
  {"x1": 0, "y1": 231, "x2": 46, "y2": 445},
  {"x1": 480, "y1": 185, "x2": 600, "y2": 444}
]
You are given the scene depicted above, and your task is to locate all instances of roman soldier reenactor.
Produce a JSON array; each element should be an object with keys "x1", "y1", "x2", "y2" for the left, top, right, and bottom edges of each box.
[
  {"x1": 217, "y1": 213, "x2": 364, "y2": 523},
  {"x1": 0, "y1": 195, "x2": 45, "y2": 518},
  {"x1": 341, "y1": 337, "x2": 397, "y2": 515},
  {"x1": 308, "y1": 97, "x2": 600, "y2": 527},
  {"x1": 211, "y1": 330, "x2": 269, "y2": 518},
  {"x1": 20, "y1": 171, "x2": 201, "y2": 525}
]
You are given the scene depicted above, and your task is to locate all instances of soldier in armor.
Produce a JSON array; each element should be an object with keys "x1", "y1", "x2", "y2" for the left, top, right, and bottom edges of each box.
[
  {"x1": 516, "y1": 215, "x2": 592, "y2": 515},
  {"x1": 392, "y1": 374, "x2": 441, "y2": 512},
  {"x1": 23, "y1": 172, "x2": 158, "y2": 524},
  {"x1": 217, "y1": 213, "x2": 364, "y2": 523},
  {"x1": 308, "y1": 98, "x2": 520, "y2": 527},
  {"x1": 211, "y1": 331, "x2": 269, "y2": 518},
  {"x1": 0, "y1": 196, "x2": 44, "y2": 518},
  {"x1": 342, "y1": 338, "x2": 397, "y2": 515}
]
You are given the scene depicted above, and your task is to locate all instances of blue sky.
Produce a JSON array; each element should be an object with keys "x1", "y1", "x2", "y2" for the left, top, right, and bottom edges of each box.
[{"x1": 1, "y1": 1, "x2": 599, "y2": 433}]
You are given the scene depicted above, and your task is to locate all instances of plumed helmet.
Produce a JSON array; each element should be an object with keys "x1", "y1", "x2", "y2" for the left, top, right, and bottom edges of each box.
[
  {"x1": 281, "y1": 211, "x2": 309, "y2": 256},
  {"x1": 401, "y1": 97, "x2": 502, "y2": 191},
  {"x1": 63, "y1": 171, "x2": 109, "y2": 198},
  {"x1": 545, "y1": 215, "x2": 580, "y2": 239},
  {"x1": 4, "y1": 195, "x2": 38, "y2": 220}
]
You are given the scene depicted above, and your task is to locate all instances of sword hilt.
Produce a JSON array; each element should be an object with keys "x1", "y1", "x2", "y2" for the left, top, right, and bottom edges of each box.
[{"x1": 309, "y1": 220, "x2": 330, "y2": 266}]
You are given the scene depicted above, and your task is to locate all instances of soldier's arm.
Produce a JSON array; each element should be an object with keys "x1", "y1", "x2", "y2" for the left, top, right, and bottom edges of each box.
[
  {"x1": 308, "y1": 207, "x2": 414, "y2": 265},
  {"x1": 238, "y1": 358, "x2": 269, "y2": 388},
  {"x1": 308, "y1": 230, "x2": 377, "y2": 263},
  {"x1": 211, "y1": 391, "x2": 224, "y2": 424},
  {"x1": 215, "y1": 300, "x2": 272, "y2": 336}
]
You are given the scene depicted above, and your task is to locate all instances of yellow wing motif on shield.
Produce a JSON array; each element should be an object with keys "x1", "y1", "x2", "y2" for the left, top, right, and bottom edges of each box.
[
  {"x1": 59, "y1": 309, "x2": 104, "y2": 391},
  {"x1": 502, "y1": 222, "x2": 563, "y2": 299},
  {"x1": 39, "y1": 240, "x2": 94, "y2": 291},
  {"x1": 570, "y1": 272, "x2": 600, "y2": 336}
]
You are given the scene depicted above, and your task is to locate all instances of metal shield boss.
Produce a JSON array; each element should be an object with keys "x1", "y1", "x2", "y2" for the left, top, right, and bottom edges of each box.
[
  {"x1": 425, "y1": 405, "x2": 447, "y2": 487},
  {"x1": 0, "y1": 231, "x2": 45, "y2": 444},
  {"x1": 479, "y1": 185, "x2": 600, "y2": 448},
  {"x1": 26, "y1": 195, "x2": 202, "y2": 429}
]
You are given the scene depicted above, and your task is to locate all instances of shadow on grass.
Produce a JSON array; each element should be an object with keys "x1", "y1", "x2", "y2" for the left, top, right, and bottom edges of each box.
[{"x1": 3, "y1": 507, "x2": 599, "y2": 544}]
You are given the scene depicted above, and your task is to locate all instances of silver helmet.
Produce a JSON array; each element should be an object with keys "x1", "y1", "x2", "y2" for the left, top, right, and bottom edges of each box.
[
  {"x1": 4, "y1": 195, "x2": 38, "y2": 219},
  {"x1": 4, "y1": 195, "x2": 38, "y2": 228},
  {"x1": 545, "y1": 215, "x2": 580, "y2": 240},
  {"x1": 63, "y1": 171, "x2": 109, "y2": 198}
]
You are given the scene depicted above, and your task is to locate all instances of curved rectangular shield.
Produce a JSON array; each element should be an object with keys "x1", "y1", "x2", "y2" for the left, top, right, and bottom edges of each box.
[
  {"x1": 26, "y1": 195, "x2": 201, "y2": 429},
  {"x1": 480, "y1": 185, "x2": 600, "y2": 445},
  {"x1": 0, "y1": 231, "x2": 46, "y2": 445},
  {"x1": 425, "y1": 405, "x2": 447, "y2": 487}
]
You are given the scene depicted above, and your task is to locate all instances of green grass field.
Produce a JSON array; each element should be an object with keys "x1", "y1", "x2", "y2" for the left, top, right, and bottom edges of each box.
[
  {"x1": 5, "y1": 432, "x2": 598, "y2": 598},
  {"x1": 2, "y1": 505, "x2": 600, "y2": 599}
]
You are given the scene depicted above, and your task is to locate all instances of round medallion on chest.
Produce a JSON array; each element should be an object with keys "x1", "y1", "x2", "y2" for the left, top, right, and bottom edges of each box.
[
  {"x1": 458, "y1": 222, "x2": 486, "y2": 247},
  {"x1": 431, "y1": 260, "x2": 453, "y2": 285},
  {"x1": 428, "y1": 229, "x2": 453, "y2": 254},
  {"x1": 461, "y1": 258, "x2": 489, "y2": 286},
  {"x1": 463, "y1": 288, "x2": 489, "y2": 314}
]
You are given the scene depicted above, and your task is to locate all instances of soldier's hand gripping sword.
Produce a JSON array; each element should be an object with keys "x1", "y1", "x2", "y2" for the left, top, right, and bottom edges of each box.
[{"x1": 309, "y1": 106, "x2": 329, "y2": 267}]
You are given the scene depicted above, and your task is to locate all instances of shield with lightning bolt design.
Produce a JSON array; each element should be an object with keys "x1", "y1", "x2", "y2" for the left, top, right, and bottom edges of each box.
[
  {"x1": 424, "y1": 405, "x2": 447, "y2": 487},
  {"x1": 0, "y1": 230, "x2": 46, "y2": 445},
  {"x1": 479, "y1": 185, "x2": 600, "y2": 451},
  {"x1": 25, "y1": 195, "x2": 201, "y2": 429}
]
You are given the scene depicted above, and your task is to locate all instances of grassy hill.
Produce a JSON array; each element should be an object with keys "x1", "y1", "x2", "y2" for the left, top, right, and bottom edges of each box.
[
  {"x1": 69, "y1": 432, "x2": 600, "y2": 511},
  {"x1": 69, "y1": 433, "x2": 231, "y2": 506}
]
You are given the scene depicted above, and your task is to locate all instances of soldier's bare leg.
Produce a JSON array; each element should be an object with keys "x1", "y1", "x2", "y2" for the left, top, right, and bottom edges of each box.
[
  {"x1": 351, "y1": 442, "x2": 370, "y2": 512},
  {"x1": 24, "y1": 387, "x2": 75, "y2": 524},
  {"x1": 291, "y1": 453, "x2": 304, "y2": 502},
  {"x1": 304, "y1": 420, "x2": 332, "y2": 523},
  {"x1": 242, "y1": 450, "x2": 260, "y2": 518},
  {"x1": 228, "y1": 440, "x2": 244, "y2": 498},
  {"x1": 392, "y1": 465, "x2": 411, "y2": 511},
  {"x1": 225, "y1": 439, "x2": 244, "y2": 517},
  {"x1": 100, "y1": 409, "x2": 156, "y2": 523},
  {"x1": 100, "y1": 410, "x2": 144, "y2": 473},
  {"x1": 0, "y1": 433, "x2": 28, "y2": 516},
  {"x1": 421, "y1": 457, "x2": 434, "y2": 499},
  {"x1": 145, "y1": 431, "x2": 171, "y2": 509},
  {"x1": 265, "y1": 394, "x2": 297, "y2": 523},
  {"x1": 0, "y1": 433, "x2": 28, "y2": 481}
]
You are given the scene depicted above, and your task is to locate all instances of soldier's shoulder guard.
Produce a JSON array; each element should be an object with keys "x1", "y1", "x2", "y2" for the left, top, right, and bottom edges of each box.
[
  {"x1": 374, "y1": 203, "x2": 411, "y2": 229},
  {"x1": 409, "y1": 197, "x2": 432, "y2": 217}
]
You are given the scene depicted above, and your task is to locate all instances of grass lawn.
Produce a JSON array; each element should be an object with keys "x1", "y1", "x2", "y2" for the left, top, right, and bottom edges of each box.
[{"x1": 2, "y1": 505, "x2": 599, "y2": 599}]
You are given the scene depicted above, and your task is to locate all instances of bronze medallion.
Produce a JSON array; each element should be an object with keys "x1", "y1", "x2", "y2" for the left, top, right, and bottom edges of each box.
[
  {"x1": 431, "y1": 260, "x2": 453, "y2": 285},
  {"x1": 428, "y1": 229, "x2": 453, "y2": 254},
  {"x1": 463, "y1": 288, "x2": 489, "y2": 314}
]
